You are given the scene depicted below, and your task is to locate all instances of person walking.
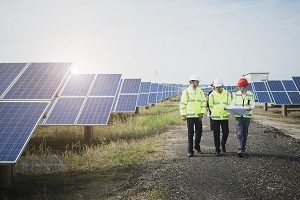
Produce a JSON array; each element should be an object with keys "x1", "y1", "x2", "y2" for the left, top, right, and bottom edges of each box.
[
  {"x1": 208, "y1": 78, "x2": 232, "y2": 156},
  {"x1": 232, "y1": 78, "x2": 255, "y2": 158},
  {"x1": 180, "y1": 75, "x2": 207, "y2": 157}
]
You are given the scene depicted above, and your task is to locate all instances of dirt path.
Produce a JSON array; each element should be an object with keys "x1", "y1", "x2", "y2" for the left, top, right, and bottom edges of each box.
[{"x1": 117, "y1": 117, "x2": 300, "y2": 199}]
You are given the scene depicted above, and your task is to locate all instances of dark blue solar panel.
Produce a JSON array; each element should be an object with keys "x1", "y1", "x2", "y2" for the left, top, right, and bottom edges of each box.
[
  {"x1": 287, "y1": 92, "x2": 300, "y2": 104},
  {"x1": 271, "y1": 92, "x2": 291, "y2": 104},
  {"x1": 115, "y1": 95, "x2": 138, "y2": 112},
  {"x1": 90, "y1": 74, "x2": 121, "y2": 96},
  {"x1": 139, "y1": 82, "x2": 151, "y2": 93},
  {"x1": 158, "y1": 84, "x2": 164, "y2": 92},
  {"x1": 61, "y1": 74, "x2": 95, "y2": 96},
  {"x1": 120, "y1": 79, "x2": 141, "y2": 94},
  {"x1": 45, "y1": 98, "x2": 85, "y2": 125},
  {"x1": 256, "y1": 92, "x2": 272, "y2": 103},
  {"x1": 292, "y1": 77, "x2": 300, "y2": 91},
  {"x1": 253, "y1": 82, "x2": 268, "y2": 91},
  {"x1": 247, "y1": 83, "x2": 253, "y2": 91},
  {"x1": 267, "y1": 81, "x2": 285, "y2": 91},
  {"x1": 77, "y1": 97, "x2": 114, "y2": 125},
  {"x1": 157, "y1": 93, "x2": 163, "y2": 102},
  {"x1": 137, "y1": 94, "x2": 150, "y2": 107},
  {"x1": 4, "y1": 63, "x2": 71, "y2": 100},
  {"x1": 0, "y1": 63, "x2": 27, "y2": 97},
  {"x1": 148, "y1": 93, "x2": 157, "y2": 104},
  {"x1": 0, "y1": 102, "x2": 48, "y2": 163},
  {"x1": 282, "y1": 80, "x2": 298, "y2": 91},
  {"x1": 150, "y1": 83, "x2": 159, "y2": 92}
]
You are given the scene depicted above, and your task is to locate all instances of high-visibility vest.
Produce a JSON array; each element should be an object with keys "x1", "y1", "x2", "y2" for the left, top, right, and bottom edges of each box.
[
  {"x1": 234, "y1": 91, "x2": 253, "y2": 118},
  {"x1": 180, "y1": 86, "x2": 206, "y2": 118},
  {"x1": 209, "y1": 90, "x2": 231, "y2": 120}
]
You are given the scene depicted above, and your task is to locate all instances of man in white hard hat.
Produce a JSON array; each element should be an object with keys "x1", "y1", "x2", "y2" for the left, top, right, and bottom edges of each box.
[
  {"x1": 180, "y1": 75, "x2": 207, "y2": 157},
  {"x1": 208, "y1": 78, "x2": 232, "y2": 156}
]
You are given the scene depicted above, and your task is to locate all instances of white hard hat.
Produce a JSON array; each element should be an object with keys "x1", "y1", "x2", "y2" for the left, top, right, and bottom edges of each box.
[
  {"x1": 213, "y1": 78, "x2": 224, "y2": 87},
  {"x1": 189, "y1": 75, "x2": 200, "y2": 82}
]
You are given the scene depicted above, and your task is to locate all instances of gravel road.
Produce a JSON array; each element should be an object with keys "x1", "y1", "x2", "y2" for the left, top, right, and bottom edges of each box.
[{"x1": 121, "y1": 117, "x2": 300, "y2": 200}]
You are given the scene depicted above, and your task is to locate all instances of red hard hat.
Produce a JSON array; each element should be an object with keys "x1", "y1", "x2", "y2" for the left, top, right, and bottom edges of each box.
[{"x1": 237, "y1": 78, "x2": 249, "y2": 87}]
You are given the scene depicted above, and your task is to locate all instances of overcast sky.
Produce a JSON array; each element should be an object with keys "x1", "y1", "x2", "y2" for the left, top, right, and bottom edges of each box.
[{"x1": 1, "y1": 0, "x2": 300, "y2": 85}]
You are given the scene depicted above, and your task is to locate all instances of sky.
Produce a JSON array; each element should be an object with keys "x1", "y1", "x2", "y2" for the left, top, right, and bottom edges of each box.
[{"x1": 1, "y1": 0, "x2": 300, "y2": 85}]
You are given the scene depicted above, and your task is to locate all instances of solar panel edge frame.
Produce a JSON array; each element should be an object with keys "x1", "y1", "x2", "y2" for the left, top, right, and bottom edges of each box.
[
  {"x1": 0, "y1": 101, "x2": 50, "y2": 164},
  {"x1": 57, "y1": 73, "x2": 73, "y2": 97},
  {"x1": 112, "y1": 78, "x2": 124, "y2": 112},
  {"x1": 281, "y1": 80, "x2": 294, "y2": 104},
  {"x1": 0, "y1": 63, "x2": 30, "y2": 99}
]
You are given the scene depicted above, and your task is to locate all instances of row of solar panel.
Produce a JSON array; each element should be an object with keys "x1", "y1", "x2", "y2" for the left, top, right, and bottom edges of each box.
[
  {"x1": 202, "y1": 77, "x2": 300, "y2": 105},
  {"x1": 0, "y1": 63, "x2": 182, "y2": 163}
]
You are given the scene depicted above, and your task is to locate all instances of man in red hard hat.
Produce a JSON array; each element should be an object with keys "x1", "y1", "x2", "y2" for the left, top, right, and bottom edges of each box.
[{"x1": 232, "y1": 77, "x2": 255, "y2": 157}]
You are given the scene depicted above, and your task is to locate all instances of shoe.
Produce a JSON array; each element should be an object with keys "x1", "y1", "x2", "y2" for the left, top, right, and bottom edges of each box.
[
  {"x1": 215, "y1": 151, "x2": 221, "y2": 157},
  {"x1": 237, "y1": 150, "x2": 243, "y2": 158},
  {"x1": 221, "y1": 145, "x2": 226, "y2": 153},
  {"x1": 188, "y1": 153, "x2": 194, "y2": 157},
  {"x1": 195, "y1": 148, "x2": 202, "y2": 154}
]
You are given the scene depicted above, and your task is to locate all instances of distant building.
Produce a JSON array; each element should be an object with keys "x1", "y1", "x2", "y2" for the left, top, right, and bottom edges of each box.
[{"x1": 243, "y1": 72, "x2": 269, "y2": 82}]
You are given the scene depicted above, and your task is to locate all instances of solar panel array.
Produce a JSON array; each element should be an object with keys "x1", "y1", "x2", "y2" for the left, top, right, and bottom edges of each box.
[
  {"x1": 43, "y1": 74, "x2": 121, "y2": 125},
  {"x1": 0, "y1": 62, "x2": 72, "y2": 163},
  {"x1": 0, "y1": 62, "x2": 182, "y2": 163}
]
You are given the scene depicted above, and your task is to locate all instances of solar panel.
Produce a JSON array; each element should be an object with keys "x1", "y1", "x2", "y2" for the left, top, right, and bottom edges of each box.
[
  {"x1": 247, "y1": 83, "x2": 253, "y2": 91},
  {"x1": 148, "y1": 93, "x2": 158, "y2": 104},
  {"x1": 256, "y1": 92, "x2": 272, "y2": 103},
  {"x1": 4, "y1": 63, "x2": 72, "y2": 100},
  {"x1": 287, "y1": 92, "x2": 300, "y2": 104},
  {"x1": 0, "y1": 63, "x2": 27, "y2": 97},
  {"x1": 139, "y1": 82, "x2": 151, "y2": 93},
  {"x1": 115, "y1": 95, "x2": 138, "y2": 112},
  {"x1": 292, "y1": 77, "x2": 300, "y2": 91},
  {"x1": 150, "y1": 83, "x2": 159, "y2": 92},
  {"x1": 60, "y1": 74, "x2": 95, "y2": 96},
  {"x1": 267, "y1": 81, "x2": 285, "y2": 91},
  {"x1": 0, "y1": 101, "x2": 48, "y2": 163},
  {"x1": 271, "y1": 92, "x2": 291, "y2": 104},
  {"x1": 77, "y1": 97, "x2": 114, "y2": 125},
  {"x1": 282, "y1": 80, "x2": 298, "y2": 91},
  {"x1": 137, "y1": 94, "x2": 150, "y2": 107},
  {"x1": 44, "y1": 98, "x2": 85, "y2": 125},
  {"x1": 89, "y1": 74, "x2": 121, "y2": 96},
  {"x1": 120, "y1": 79, "x2": 141, "y2": 94},
  {"x1": 253, "y1": 82, "x2": 268, "y2": 91}
]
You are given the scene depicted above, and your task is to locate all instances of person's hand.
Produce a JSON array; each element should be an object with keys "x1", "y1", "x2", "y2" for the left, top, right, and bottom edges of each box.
[
  {"x1": 199, "y1": 113, "x2": 203, "y2": 120},
  {"x1": 182, "y1": 116, "x2": 186, "y2": 121}
]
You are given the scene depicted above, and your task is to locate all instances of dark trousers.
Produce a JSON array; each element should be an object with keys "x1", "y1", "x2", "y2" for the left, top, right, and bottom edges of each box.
[
  {"x1": 187, "y1": 118, "x2": 203, "y2": 153},
  {"x1": 212, "y1": 120, "x2": 229, "y2": 152},
  {"x1": 236, "y1": 117, "x2": 250, "y2": 152}
]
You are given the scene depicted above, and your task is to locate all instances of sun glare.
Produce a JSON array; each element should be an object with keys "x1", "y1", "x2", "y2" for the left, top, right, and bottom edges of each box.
[{"x1": 71, "y1": 65, "x2": 80, "y2": 74}]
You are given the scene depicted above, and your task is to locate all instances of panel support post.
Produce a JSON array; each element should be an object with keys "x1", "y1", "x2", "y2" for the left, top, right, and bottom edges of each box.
[
  {"x1": 264, "y1": 103, "x2": 268, "y2": 111},
  {"x1": 0, "y1": 165, "x2": 13, "y2": 188},
  {"x1": 281, "y1": 105, "x2": 287, "y2": 117},
  {"x1": 135, "y1": 107, "x2": 140, "y2": 114},
  {"x1": 84, "y1": 126, "x2": 93, "y2": 146}
]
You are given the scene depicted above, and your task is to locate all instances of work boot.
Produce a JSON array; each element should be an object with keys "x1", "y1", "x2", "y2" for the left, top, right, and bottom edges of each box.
[
  {"x1": 221, "y1": 145, "x2": 226, "y2": 153},
  {"x1": 188, "y1": 153, "x2": 194, "y2": 157},
  {"x1": 195, "y1": 148, "x2": 202, "y2": 154},
  {"x1": 237, "y1": 150, "x2": 243, "y2": 158},
  {"x1": 215, "y1": 150, "x2": 221, "y2": 157}
]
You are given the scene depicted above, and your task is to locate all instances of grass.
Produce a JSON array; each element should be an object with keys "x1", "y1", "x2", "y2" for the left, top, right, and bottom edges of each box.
[
  {"x1": 145, "y1": 186, "x2": 168, "y2": 200},
  {"x1": 23, "y1": 98, "x2": 183, "y2": 172}
]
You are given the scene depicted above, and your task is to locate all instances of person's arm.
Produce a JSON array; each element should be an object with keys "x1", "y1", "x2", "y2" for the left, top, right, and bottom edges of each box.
[
  {"x1": 250, "y1": 95, "x2": 255, "y2": 110},
  {"x1": 179, "y1": 90, "x2": 188, "y2": 120},
  {"x1": 200, "y1": 91, "x2": 207, "y2": 114}
]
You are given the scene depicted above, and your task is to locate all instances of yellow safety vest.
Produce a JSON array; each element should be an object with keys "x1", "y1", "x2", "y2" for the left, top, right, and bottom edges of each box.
[
  {"x1": 234, "y1": 91, "x2": 253, "y2": 118},
  {"x1": 209, "y1": 90, "x2": 231, "y2": 120},
  {"x1": 180, "y1": 86, "x2": 206, "y2": 118}
]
